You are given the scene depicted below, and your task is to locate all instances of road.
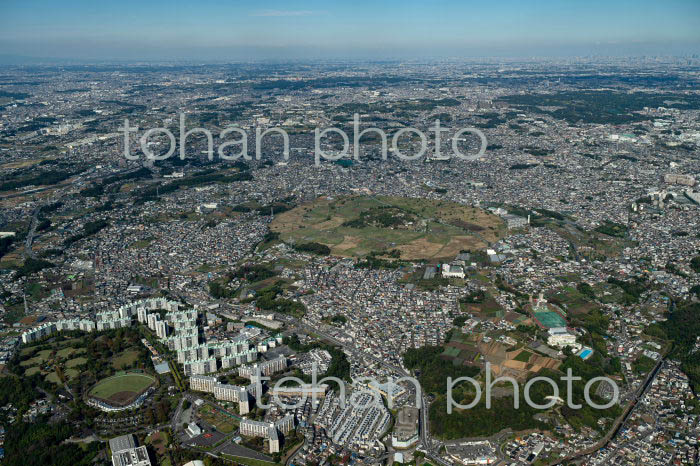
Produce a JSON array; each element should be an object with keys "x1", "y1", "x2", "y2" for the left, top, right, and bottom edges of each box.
[
  {"x1": 23, "y1": 205, "x2": 41, "y2": 258},
  {"x1": 549, "y1": 356, "x2": 665, "y2": 465},
  {"x1": 286, "y1": 315, "x2": 459, "y2": 466},
  {"x1": 0, "y1": 166, "x2": 142, "y2": 200},
  {"x1": 170, "y1": 396, "x2": 186, "y2": 431}
]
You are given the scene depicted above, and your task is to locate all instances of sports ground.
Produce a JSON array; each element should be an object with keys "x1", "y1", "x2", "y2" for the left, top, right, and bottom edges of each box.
[
  {"x1": 533, "y1": 310, "x2": 567, "y2": 329},
  {"x1": 88, "y1": 372, "x2": 155, "y2": 405}
]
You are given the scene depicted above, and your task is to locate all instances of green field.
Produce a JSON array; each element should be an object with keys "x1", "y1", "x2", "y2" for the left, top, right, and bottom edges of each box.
[
  {"x1": 199, "y1": 405, "x2": 239, "y2": 433},
  {"x1": 88, "y1": 372, "x2": 155, "y2": 401},
  {"x1": 441, "y1": 346, "x2": 461, "y2": 358},
  {"x1": 20, "y1": 346, "x2": 37, "y2": 357},
  {"x1": 112, "y1": 350, "x2": 140, "y2": 369},
  {"x1": 533, "y1": 311, "x2": 567, "y2": 329},
  {"x1": 20, "y1": 349, "x2": 52, "y2": 367},
  {"x1": 146, "y1": 431, "x2": 169, "y2": 455},
  {"x1": 66, "y1": 356, "x2": 87, "y2": 368},
  {"x1": 547, "y1": 285, "x2": 598, "y2": 315},
  {"x1": 57, "y1": 347, "x2": 85, "y2": 358},
  {"x1": 20, "y1": 346, "x2": 87, "y2": 382},
  {"x1": 449, "y1": 331, "x2": 475, "y2": 345},
  {"x1": 222, "y1": 456, "x2": 279, "y2": 466},
  {"x1": 270, "y1": 195, "x2": 504, "y2": 260}
]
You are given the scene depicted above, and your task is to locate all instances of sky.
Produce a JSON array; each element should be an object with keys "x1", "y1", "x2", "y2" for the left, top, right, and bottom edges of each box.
[{"x1": 0, "y1": 0, "x2": 699, "y2": 61}]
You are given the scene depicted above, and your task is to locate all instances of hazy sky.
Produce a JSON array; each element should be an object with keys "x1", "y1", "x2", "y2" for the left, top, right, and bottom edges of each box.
[{"x1": 1, "y1": 0, "x2": 699, "y2": 60}]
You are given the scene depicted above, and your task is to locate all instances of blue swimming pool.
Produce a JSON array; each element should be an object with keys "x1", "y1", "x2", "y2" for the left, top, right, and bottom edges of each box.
[{"x1": 579, "y1": 349, "x2": 592, "y2": 359}]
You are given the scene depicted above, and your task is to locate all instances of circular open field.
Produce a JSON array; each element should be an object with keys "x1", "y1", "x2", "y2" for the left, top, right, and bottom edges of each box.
[{"x1": 88, "y1": 372, "x2": 156, "y2": 406}]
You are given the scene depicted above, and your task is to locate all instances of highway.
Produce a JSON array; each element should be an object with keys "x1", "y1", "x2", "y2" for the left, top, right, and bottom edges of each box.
[{"x1": 23, "y1": 205, "x2": 41, "y2": 258}]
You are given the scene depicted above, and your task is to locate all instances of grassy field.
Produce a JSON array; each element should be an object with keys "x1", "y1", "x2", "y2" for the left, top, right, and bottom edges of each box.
[
  {"x1": 16, "y1": 331, "x2": 147, "y2": 393},
  {"x1": 199, "y1": 405, "x2": 239, "y2": 433},
  {"x1": 449, "y1": 331, "x2": 476, "y2": 345},
  {"x1": 459, "y1": 293, "x2": 503, "y2": 317},
  {"x1": 112, "y1": 350, "x2": 140, "y2": 369},
  {"x1": 24, "y1": 366, "x2": 41, "y2": 376},
  {"x1": 146, "y1": 431, "x2": 168, "y2": 455},
  {"x1": 270, "y1": 195, "x2": 504, "y2": 260},
  {"x1": 20, "y1": 349, "x2": 52, "y2": 367},
  {"x1": 222, "y1": 456, "x2": 279, "y2": 466},
  {"x1": 547, "y1": 285, "x2": 598, "y2": 315},
  {"x1": 514, "y1": 350, "x2": 533, "y2": 363},
  {"x1": 548, "y1": 223, "x2": 630, "y2": 260},
  {"x1": 88, "y1": 372, "x2": 155, "y2": 401},
  {"x1": 66, "y1": 356, "x2": 87, "y2": 368},
  {"x1": 20, "y1": 346, "x2": 37, "y2": 357},
  {"x1": 20, "y1": 345, "x2": 87, "y2": 382},
  {"x1": 56, "y1": 347, "x2": 85, "y2": 358}
]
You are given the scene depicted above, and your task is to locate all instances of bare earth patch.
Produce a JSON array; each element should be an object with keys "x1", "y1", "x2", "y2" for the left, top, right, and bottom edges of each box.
[
  {"x1": 333, "y1": 236, "x2": 361, "y2": 253},
  {"x1": 397, "y1": 237, "x2": 445, "y2": 259},
  {"x1": 313, "y1": 216, "x2": 346, "y2": 230},
  {"x1": 108, "y1": 391, "x2": 139, "y2": 405}
]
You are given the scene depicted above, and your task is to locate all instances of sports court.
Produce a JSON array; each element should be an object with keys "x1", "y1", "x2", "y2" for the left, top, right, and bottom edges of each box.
[{"x1": 533, "y1": 310, "x2": 567, "y2": 329}]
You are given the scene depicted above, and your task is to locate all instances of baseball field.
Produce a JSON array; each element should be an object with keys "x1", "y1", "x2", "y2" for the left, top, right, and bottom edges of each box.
[{"x1": 88, "y1": 372, "x2": 155, "y2": 405}]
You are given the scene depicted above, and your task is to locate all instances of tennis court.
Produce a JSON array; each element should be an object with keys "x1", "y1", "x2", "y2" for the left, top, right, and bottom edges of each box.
[{"x1": 533, "y1": 311, "x2": 567, "y2": 328}]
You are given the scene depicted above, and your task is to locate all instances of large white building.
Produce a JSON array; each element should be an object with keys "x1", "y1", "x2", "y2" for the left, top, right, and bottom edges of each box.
[
  {"x1": 189, "y1": 375, "x2": 217, "y2": 393},
  {"x1": 18, "y1": 298, "x2": 187, "y2": 348},
  {"x1": 147, "y1": 313, "x2": 160, "y2": 331},
  {"x1": 21, "y1": 318, "x2": 95, "y2": 344},
  {"x1": 391, "y1": 407, "x2": 419, "y2": 449},
  {"x1": 238, "y1": 356, "x2": 287, "y2": 379},
  {"x1": 547, "y1": 327, "x2": 577, "y2": 348},
  {"x1": 240, "y1": 415, "x2": 294, "y2": 453},
  {"x1": 441, "y1": 263, "x2": 465, "y2": 279},
  {"x1": 446, "y1": 440, "x2": 498, "y2": 465},
  {"x1": 137, "y1": 307, "x2": 149, "y2": 324},
  {"x1": 240, "y1": 419, "x2": 273, "y2": 437},
  {"x1": 21, "y1": 322, "x2": 57, "y2": 344},
  {"x1": 96, "y1": 317, "x2": 132, "y2": 331},
  {"x1": 165, "y1": 333, "x2": 199, "y2": 351},
  {"x1": 183, "y1": 358, "x2": 218, "y2": 376},
  {"x1": 110, "y1": 434, "x2": 151, "y2": 466},
  {"x1": 166, "y1": 309, "x2": 197, "y2": 323},
  {"x1": 79, "y1": 319, "x2": 97, "y2": 332},
  {"x1": 503, "y1": 214, "x2": 528, "y2": 229},
  {"x1": 189, "y1": 375, "x2": 253, "y2": 414},
  {"x1": 134, "y1": 298, "x2": 181, "y2": 323},
  {"x1": 155, "y1": 320, "x2": 169, "y2": 339},
  {"x1": 177, "y1": 344, "x2": 211, "y2": 363},
  {"x1": 221, "y1": 349, "x2": 258, "y2": 368},
  {"x1": 269, "y1": 384, "x2": 329, "y2": 399},
  {"x1": 213, "y1": 383, "x2": 246, "y2": 402}
]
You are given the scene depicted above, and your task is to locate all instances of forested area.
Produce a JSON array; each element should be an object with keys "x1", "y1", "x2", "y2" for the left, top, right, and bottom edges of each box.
[{"x1": 2, "y1": 419, "x2": 99, "y2": 466}]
